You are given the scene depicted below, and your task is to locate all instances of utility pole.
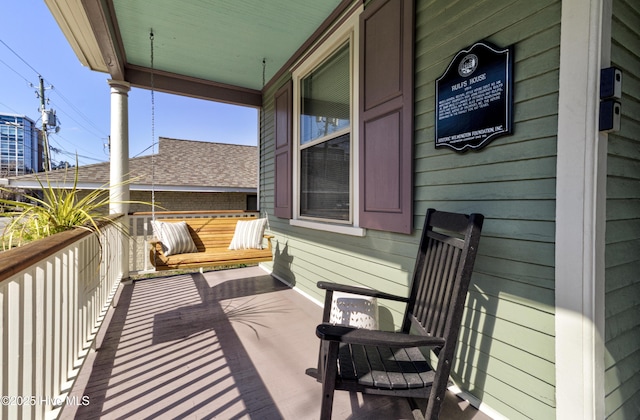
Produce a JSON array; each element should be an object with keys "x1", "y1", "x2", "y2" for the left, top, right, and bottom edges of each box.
[{"x1": 39, "y1": 76, "x2": 52, "y2": 172}]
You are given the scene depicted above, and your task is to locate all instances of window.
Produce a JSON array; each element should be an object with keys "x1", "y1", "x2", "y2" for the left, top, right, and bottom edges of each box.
[
  {"x1": 289, "y1": 10, "x2": 360, "y2": 233},
  {"x1": 299, "y1": 42, "x2": 352, "y2": 222},
  {"x1": 274, "y1": 0, "x2": 414, "y2": 235}
]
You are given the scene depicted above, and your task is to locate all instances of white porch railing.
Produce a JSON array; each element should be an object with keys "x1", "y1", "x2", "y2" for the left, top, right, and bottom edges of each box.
[
  {"x1": 0, "y1": 218, "x2": 124, "y2": 420},
  {"x1": 128, "y1": 210, "x2": 260, "y2": 273}
]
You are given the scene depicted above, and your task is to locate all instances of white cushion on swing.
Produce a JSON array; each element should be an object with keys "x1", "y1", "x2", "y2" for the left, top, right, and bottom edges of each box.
[
  {"x1": 151, "y1": 220, "x2": 198, "y2": 256},
  {"x1": 228, "y1": 218, "x2": 267, "y2": 250}
]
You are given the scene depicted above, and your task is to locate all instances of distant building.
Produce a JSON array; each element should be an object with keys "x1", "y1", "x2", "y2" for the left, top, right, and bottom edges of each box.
[{"x1": 0, "y1": 113, "x2": 43, "y2": 176}]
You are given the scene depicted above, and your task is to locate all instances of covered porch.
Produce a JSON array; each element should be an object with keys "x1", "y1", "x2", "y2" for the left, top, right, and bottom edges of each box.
[
  {"x1": 36, "y1": 0, "x2": 640, "y2": 418},
  {"x1": 60, "y1": 266, "x2": 488, "y2": 419}
]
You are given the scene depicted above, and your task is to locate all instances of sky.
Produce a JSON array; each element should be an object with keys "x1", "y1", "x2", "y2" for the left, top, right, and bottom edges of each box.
[{"x1": 0, "y1": 0, "x2": 258, "y2": 168}]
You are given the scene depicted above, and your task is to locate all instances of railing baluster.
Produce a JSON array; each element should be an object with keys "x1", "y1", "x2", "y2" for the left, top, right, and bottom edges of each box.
[
  {"x1": 6, "y1": 280, "x2": 20, "y2": 420},
  {"x1": 1, "y1": 284, "x2": 6, "y2": 420},
  {"x1": 0, "y1": 218, "x2": 125, "y2": 419},
  {"x1": 23, "y1": 271, "x2": 34, "y2": 420}
]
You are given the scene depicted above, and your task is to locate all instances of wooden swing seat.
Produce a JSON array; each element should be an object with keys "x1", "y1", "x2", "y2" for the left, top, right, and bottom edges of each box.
[{"x1": 149, "y1": 216, "x2": 273, "y2": 271}]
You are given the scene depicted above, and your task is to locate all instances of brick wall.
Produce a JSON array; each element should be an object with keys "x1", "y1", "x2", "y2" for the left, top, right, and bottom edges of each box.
[
  {"x1": 74, "y1": 190, "x2": 256, "y2": 213},
  {"x1": 129, "y1": 191, "x2": 254, "y2": 213}
]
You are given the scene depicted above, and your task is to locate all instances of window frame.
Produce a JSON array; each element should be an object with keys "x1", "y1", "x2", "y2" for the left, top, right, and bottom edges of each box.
[{"x1": 291, "y1": 9, "x2": 365, "y2": 236}]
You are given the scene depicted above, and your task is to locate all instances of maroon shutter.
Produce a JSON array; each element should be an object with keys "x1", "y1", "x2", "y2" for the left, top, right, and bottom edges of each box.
[
  {"x1": 359, "y1": 0, "x2": 414, "y2": 234},
  {"x1": 274, "y1": 80, "x2": 293, "y2": 219}
]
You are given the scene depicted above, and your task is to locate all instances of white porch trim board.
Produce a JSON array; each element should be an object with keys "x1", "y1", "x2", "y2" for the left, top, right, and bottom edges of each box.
[{"x1": 555, "y1": 0, "x2": 609, "y2": 419}]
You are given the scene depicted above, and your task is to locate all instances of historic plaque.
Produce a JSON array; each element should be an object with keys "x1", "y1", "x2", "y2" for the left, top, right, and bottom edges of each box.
[{"x1": 435, "y1": 41, "x2": 513, "y2": 152}]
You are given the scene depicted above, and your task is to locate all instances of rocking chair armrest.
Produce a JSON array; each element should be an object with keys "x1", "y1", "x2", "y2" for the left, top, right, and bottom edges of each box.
[
  {"x1": 316, "y1": 324, "x2": 446, "y2": 349},
  {"x1": 317, "y1": 281, "x2": 409, "y2": 303}
]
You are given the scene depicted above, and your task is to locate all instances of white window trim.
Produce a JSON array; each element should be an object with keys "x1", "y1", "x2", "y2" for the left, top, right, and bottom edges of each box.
[
  {"x1": 291, "y1": 8, "x2": 362, "y2": 235},
  {"x1": 290, "y1": 218, "x2": 365, "y2": 237}
]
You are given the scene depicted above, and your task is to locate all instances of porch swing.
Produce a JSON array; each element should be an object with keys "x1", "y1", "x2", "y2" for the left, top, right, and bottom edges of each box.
[{"x1": 145, "y1": 31, "x2": 274, "y2": 271}]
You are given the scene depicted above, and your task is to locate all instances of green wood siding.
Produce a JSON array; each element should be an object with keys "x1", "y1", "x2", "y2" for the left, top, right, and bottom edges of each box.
[
  {"x1": 415, "y1": 0, "x2": 559, "y2": 418},
  {"x1": 260, "y1": 0, "x2": 561, "y2": 418},
  {"x1": 606, "y1": 0, "x2": 640, "y2": 418}
]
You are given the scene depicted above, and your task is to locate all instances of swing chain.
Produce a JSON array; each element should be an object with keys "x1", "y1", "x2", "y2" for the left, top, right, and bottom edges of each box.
[{"x1": 150, "y1": 30, "x2": 156, "y2": 220}]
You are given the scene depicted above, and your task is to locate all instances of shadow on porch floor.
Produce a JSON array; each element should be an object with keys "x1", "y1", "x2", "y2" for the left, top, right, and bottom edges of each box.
[{"x1": 61, "y1": 266, "x2": 491, "y2": 420}]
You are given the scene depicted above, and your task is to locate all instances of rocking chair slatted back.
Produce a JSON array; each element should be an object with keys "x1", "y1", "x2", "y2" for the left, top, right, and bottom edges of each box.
[
  {"x1": 313, "y1": 208, "x2": 484, "y2": 419},
  {"x1": 404, "y1": 211, "x2": 479, "y2": 343}
]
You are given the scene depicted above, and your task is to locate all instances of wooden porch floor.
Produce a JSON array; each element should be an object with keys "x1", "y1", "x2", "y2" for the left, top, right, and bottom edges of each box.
[{"x1": 60, "y1": 266, "x2": 490, "y2": 420}]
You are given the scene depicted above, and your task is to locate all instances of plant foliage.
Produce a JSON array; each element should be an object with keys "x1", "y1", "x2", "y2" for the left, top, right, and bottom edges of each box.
[{"x1": 0, "y1": 165, "x2": 151, "y2": 250}]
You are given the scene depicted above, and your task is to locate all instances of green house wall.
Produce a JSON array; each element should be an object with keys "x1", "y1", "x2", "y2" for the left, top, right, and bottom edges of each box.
[
  {"x1": 605, "y1": 0, "x2": 640, "y2": 418},
  {"x1": 260, "y1": 0, "x2": 561, "y2": 418}
]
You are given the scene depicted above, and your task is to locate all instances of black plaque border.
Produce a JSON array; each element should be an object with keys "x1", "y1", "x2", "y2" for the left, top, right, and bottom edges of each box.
[{"x1": 435, "y1": 41, "x2": 514, "y2": 152}]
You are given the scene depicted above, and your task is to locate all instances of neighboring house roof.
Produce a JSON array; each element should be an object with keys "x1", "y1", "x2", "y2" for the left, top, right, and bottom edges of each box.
[{"x1": 0, "y1": 137, "x2": 258, "y2": 193}]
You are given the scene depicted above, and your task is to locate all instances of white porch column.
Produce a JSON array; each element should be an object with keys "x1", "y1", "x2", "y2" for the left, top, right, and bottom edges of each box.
[
  {"x1": 108, "y1": 79, "x2": 131, "y2": 213},
  {"x1": 108, "y1": 79, "x2": 131, "y2": 279},
  {"x1": 555, "y1": 0, "x2": 608, "y2": 419}
]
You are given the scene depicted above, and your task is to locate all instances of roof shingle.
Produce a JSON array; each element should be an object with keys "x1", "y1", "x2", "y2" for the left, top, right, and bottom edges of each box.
[{"x1": 5, "y1": 138, "x2": 258, "y2": 191}]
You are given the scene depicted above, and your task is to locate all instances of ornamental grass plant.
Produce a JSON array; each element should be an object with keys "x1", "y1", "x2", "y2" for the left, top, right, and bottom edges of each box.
[{"x1": 0, "y1": 165, "x2": 151, "y2": 250}]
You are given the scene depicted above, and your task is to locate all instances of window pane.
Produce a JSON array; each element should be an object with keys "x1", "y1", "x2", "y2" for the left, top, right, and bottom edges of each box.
[
  {"x1": 300, "y1": 43, "x2": 350, "y2": 145},
  {"x1": 300, "y1": 134, "x2": 350, "y2": 221}
]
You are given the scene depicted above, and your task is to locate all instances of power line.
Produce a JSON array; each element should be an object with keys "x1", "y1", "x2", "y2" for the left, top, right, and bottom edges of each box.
[
  {"x1": 132, "y1": 143, "x2": 155, "y2": 158},
  {"x1": 0, "y1": 39, "x2": 109, "y2": 168},
  {"x1": 48, "y1": 133, "x2": 107, "y2": 162},
  {"x1": 0, "y1": 57, "x2": 36, "y2": 86},
  {"x1": 57, "y1": 150, "x2": 104, "y2": 163},
  {"x1": 49, "y1": 89, "x2": 106, "y2": 137},
  {"x1": 0, "y1": 39, "x2": 41, "y2": 77},
  {"x1": 49, "y1": 146, "x2": 105, "y2": 163},
  {"x1": 48, "y1": 99, "x2": 105, "y2": 140},
  {"x1": 0, "y1": 100, "x2": 22, "y2": 115}
]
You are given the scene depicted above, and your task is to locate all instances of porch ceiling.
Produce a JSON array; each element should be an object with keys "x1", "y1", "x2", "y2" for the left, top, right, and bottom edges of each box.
[{"x1": 45, "y1": 0, "x2": 347, "y2": 106}]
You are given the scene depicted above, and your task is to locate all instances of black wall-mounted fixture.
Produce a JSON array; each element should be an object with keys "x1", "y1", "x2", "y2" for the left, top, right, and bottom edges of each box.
[{"x1": 599, "y1": 67, "x2": 622, "y2": 133}]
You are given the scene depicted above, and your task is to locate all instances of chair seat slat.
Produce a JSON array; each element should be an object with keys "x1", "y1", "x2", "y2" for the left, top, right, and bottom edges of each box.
[
  {"x1": 349, "y1": 343, "x2": 375, "y2": 386},
  {"x1": 343, "y1": 343, "x2": 435, "y2": 390},
  {"x1": 337, "y1": 343, "x2": 356, "y2": 380},
  {"x1": 377, "y1": 346, "x2": 410, "y2": 389},
  {"x1": 393, "y1": 347, "x2": 429, "y2": 389},
  {"x1": 404, "y1": 346, "x2": 436, "y2": 386},
  {"x1": 364, "y1": 345, "x2": 390, "y2": 388}
]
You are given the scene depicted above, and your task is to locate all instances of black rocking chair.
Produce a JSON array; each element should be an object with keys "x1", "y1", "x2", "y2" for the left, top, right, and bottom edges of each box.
[{"x1": 314, "y1": 208, "x2": 484, "y2": 419}]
